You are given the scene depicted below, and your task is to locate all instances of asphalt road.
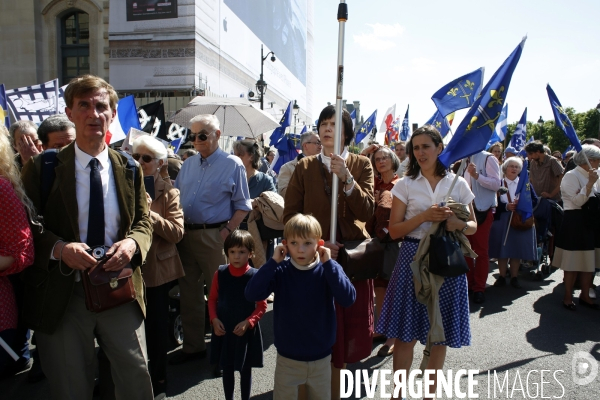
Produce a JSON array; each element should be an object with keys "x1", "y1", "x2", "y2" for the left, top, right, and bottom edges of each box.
[{"x1": 2, "y1": 262, "x2": 599, "y2": 399}]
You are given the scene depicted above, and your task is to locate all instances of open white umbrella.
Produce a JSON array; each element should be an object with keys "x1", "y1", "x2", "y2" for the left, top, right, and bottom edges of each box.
[{"x1": 168, "y1": 96, "x2": 280, "y2": 138}]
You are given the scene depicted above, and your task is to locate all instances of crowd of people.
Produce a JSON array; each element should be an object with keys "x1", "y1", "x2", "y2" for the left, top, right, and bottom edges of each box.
[{"x1": 1, "y1": 74, "x2": 599, "y2": 400}]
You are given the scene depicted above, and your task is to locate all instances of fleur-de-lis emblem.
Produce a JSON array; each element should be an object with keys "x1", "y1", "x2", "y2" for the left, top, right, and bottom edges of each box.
[
  {"x1": 435, "y1": 121, "x2": 442, "y2": 128},
  {"x1": 487, "y1": 86, "x2": 505, "y2": 108},
  {"x1": 562, "y1": 119, "x2": 570, "y2": 128},
  {"x1": 554, "y1": 103, "x2": 566, "y2": 115},
  {"x1": 360, "y1": 127, "x2": 366, "y2": 133},
  {"x1": 447, "y1": 88, "x2": 459, "y2": 97},
  {"x1": 464, "y1": 80, "x2": 475, "y2": 90},
  {"x1": 466, "y1": 116, "x2": 478, "y2": 131}
]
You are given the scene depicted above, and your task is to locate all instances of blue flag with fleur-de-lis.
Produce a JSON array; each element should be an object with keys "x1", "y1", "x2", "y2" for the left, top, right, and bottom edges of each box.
[
  {"x1": 510, "y1": 108, "x2": 527, "y2": 151},
  {"x1": 438, "y1": 37, "x2": 526, "y2": 168},
  {"x1": 431, "y1": 67, "x2": 485, "y2": 117},
  {"x1": 355, "y1": 110, "x2": 377, "y2": 144},
  {"x1": 426, "y1": 110, "x2": 451, "y2": 138},
  {"x1": 515, "y1": 160, "x2": 533, "y2": 222},
  {"x1": 269, "y1": 101, "x2": 292, "y2": 146},
  {"x1": 546, "y1": 84, "x2": 582, "y2": 152}
]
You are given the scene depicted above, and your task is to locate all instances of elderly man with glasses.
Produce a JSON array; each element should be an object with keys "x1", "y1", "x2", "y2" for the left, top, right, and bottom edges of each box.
[
  {"x1": 171, "y1": 114, "x2": 252, "y2": 366},
  {"x1": 277, "y1": 131, "x2": 322, "y2": 197}
]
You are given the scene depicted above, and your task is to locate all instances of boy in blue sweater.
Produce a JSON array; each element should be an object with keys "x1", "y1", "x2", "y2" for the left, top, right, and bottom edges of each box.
[{"x1": 245, "y1": 214, "x2": 356, "y2": 400}]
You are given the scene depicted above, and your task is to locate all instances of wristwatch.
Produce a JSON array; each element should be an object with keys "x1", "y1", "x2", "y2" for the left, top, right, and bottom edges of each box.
[
  {"x1": 461, "y1": 222, "x2": 469, "y2": 233},
  {"x1": 344, "y1": 172, "x2": 354, "y2": 186}
]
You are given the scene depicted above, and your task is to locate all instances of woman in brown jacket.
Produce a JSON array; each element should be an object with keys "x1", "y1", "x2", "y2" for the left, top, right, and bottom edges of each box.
[
  {"x1": 283, "y1": 105, "x2": 375, "y2": 399},
  {"x1": 132, "y1": 136, "x2": 185, "y2": 398}
]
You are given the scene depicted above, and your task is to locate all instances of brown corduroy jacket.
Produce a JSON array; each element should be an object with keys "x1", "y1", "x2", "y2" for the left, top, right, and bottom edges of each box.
[{"x1": 283, "y1": 153, "x2": 375, "y2": 241}]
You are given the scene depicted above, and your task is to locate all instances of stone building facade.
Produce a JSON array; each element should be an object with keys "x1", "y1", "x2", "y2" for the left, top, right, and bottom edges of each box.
[{"x1": 0, "y1": 0, "x2": 110, "y2": 89}]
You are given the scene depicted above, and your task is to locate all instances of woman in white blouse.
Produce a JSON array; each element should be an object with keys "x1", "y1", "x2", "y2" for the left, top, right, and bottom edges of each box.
[
  {"x1": 376, "y1": 125, "x2": 477, "y2": 397},
  {"x1": 552, "y1": 145, "x2": 600, "y2": 310},
  {"x1": 488, "y1": 157, "x2": 537, "y2": 289}
]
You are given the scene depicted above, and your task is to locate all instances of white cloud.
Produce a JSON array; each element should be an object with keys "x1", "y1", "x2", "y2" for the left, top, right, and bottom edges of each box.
[{"x1": 353, "y1": 23, "x2": 405, "y2": 51}]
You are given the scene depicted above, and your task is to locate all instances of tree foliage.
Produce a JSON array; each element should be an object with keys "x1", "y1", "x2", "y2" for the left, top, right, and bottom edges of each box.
[{"x1": 505, "y1": 107, "x2": 600, "y2": 152}]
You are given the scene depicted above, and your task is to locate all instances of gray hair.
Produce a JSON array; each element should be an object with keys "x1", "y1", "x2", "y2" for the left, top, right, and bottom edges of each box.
[
  {"x1": 573, "y1": 144, "x2": 600, "y2": 166},
  {"x1": 189, "y1": 114, "x2": 220, "y2": 131},
  {"x1": 300, "y1": 132, "x2": 318, "y2": 147},
  {"x1": 502, "y1": 156, "x2": 523, "y2": 174},
  {"x1": 8, "y1": 120, "x2": 38, "y2": 145},
  {"x1": 233, "y1": 139, "x2": 262, "y2": 170},
  {"x1": 543, "y1": 145, "x2": 551, "y2": 155},
  {"x1": 565, "y1": 150, "x2": 576, "y2": 159},
  {"x1": 37, "y1": 115, "x2": 75, "y2": 146},
  {"x1": 182, "y1": 149, "x2": 197, "y2": 159},
  {"x1": 374, "y1": 146, "x2": 401, "y2": 173},
  {"x1": 132, "y1": 135, "x2": 168, "y2": 162}
]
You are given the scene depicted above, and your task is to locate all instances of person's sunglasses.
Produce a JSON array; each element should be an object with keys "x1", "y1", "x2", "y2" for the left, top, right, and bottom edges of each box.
[
  {"x1": 306, "y1": 141, "x2": 322, "y2": 146},
  {"x1": 188, "y1": 130, "x2": 215, "y2": 142},
  {"x1": 132, "y1": 153, "x2": 157, "y2": 163}
]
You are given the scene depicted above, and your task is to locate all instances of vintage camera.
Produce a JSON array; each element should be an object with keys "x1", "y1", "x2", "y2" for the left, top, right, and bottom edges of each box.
[{"x1": 85, "y1": 245, "x2": 111, "y2": 261}]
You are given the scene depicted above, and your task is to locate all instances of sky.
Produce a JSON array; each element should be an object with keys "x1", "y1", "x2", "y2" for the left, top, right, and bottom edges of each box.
[{"x1": 311, "y1": 0, "x2": 600, "y2": 143}]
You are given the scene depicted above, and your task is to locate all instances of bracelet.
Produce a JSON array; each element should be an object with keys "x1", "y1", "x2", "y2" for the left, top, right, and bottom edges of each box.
[
  {"x1": 224, "y1": 225, "x2": 232, "y2": 233},
  {"x1": 58, "y1": 241, "x2": 74, "y2": 277}
]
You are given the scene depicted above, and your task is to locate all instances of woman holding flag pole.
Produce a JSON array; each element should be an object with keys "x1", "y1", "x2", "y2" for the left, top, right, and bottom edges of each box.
[{"x1": 488, "y1": 157, "x2": 537, "y2": 289}]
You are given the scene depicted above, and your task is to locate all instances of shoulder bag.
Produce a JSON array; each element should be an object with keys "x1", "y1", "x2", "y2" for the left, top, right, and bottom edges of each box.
[
  {"x1": 80, "y1": 246, "x2": 136, "y2": 313},
  {"x1": 504, "y1": 180, "x2": 534, "y2": 230},
  {"x1": 428, "y1": 222, "x2": 469, "y2": 277}
]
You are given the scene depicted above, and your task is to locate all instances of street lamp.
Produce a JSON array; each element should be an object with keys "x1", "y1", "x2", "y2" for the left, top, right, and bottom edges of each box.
[
  {"x1": 293, "y1": 100, "x2": 300, "y2": 133},
  {"x1": 537, "y1": 116, "x2": 544, "y2": 127},
  {"x1": 255, "y1": 44, "x2": 276, "y2": 110}
]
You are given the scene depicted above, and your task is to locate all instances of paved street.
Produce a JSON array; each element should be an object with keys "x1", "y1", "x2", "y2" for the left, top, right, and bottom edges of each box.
[{"x1": 2, "y1": 262, "x2": 599, "y2": 399}]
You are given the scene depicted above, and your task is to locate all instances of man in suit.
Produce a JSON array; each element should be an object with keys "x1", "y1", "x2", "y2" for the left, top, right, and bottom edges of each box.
[{"x1": 21, "y1": 75, "x2": 154, "y2": 399}]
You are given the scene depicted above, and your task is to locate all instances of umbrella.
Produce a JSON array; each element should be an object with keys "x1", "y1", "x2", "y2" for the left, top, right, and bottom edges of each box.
[{"x1": 168, "y1": 96, "x2": 280, "y2": 138}]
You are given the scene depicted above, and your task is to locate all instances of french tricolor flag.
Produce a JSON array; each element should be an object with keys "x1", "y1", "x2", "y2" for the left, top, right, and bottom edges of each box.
[{"x1": 106, "y1": 95, "x2": 140, "y2": 144}]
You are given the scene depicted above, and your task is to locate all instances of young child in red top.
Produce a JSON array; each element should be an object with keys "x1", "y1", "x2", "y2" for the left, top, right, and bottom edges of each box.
[{"x1": 208, "y1": 230, "x2": 267, "y2": 400}]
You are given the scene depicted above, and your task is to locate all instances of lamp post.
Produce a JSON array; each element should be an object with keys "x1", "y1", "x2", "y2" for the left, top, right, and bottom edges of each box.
[
  {"x1": 256, "y1": 45, "x2": 276, "y2": 110},
  {"x1": 293, "y1": 100, "x2": 300, "y2": 134}
]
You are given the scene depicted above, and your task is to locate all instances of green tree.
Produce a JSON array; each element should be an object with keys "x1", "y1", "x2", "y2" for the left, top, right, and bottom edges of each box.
[{"x1": 504, "y1": 107, "x2": 599, "y2": 153}]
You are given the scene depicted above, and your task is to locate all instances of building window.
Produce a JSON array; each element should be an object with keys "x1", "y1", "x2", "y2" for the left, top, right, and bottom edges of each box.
[{"x1": 61, "y1": 11, "x2": 90, "y2": 84}]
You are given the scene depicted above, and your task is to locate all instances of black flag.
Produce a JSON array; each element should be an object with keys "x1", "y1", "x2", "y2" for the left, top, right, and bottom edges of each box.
[{"x1": 137, "y1": 100, "x2": 167, "y2": 139}]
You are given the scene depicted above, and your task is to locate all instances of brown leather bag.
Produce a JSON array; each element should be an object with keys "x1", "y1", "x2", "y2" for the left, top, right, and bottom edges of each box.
[
  {"x1": 337, "y1": 238, "x2": 385, "y2": 281},
  {"x1": 82, "y1": 257, "x2": 136, "y2": 313},
  {"x1": 505, "y1": 180, "x2": 534, "y2": 231}
]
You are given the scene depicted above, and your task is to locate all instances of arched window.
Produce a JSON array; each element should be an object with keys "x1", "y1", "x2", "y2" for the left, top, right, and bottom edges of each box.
[{"x1": 60, "y1": 11, "x2": 90, "y2": 84}]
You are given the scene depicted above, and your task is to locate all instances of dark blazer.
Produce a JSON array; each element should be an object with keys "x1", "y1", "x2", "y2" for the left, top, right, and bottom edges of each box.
[
  {"x1": 143, "y1": 177, "x2": 185, "y2": 287},
  {"x1": 20, "y1": 143, "x2": 153, "y2": 334}
]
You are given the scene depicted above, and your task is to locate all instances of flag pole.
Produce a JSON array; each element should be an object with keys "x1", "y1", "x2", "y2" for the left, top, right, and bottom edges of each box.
[
  {"x1": 504, "y1": 211, "x2": 513, "y2": 246},
  {"x1": 443, "y1": 158, "x2": 466, "y2": 204},
  {"x1": 0, "y1": 337, "x2": 19, "y2": 361},
  {"x1": 329, "y1": 0, "x2": 348, "y2": 244}
]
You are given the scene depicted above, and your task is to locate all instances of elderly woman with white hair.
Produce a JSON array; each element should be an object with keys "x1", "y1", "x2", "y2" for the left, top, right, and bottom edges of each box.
[
  {"x1": 488, "y1": 157, "x2": 537, "y2": 289},
  {"x1": 132, "y1": 135, "x2": 185, "y2": 396},
  {"x1": 553, "y1": 145, "x2": 600, "y2": 310}
]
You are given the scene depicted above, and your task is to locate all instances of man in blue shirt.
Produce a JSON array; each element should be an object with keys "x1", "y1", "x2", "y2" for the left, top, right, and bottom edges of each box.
[{"x1": 171, "y1": 114, "x2": 252, "y2": 365}]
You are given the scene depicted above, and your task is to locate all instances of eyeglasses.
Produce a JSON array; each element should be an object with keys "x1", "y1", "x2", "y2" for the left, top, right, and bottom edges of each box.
[
  {"x1": 188, "y1": 130, "x2": 215, "y2": 142},
  {"x1": 305, "y1": 141, "x2": 322, "y2": 147},
  {"x1": 375, "y1": 155, "x2": 391, "y2": 163},
  {"x1": 132, "y1": 153, "x2": 157, "y2": 163}
]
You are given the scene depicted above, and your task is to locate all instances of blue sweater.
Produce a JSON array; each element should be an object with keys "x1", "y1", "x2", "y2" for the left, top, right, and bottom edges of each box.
[{"x1": 245, "y1": 258, "x2": 356, "y2": 362}]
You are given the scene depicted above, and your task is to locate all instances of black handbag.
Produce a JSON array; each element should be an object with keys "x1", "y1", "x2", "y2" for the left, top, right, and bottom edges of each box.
[
  {"x1": 473, "y1": 208, "x2": 489, "y2": 226},
  {"x1": 428, "y1": 222, "x2": 469, "y2": 277}
]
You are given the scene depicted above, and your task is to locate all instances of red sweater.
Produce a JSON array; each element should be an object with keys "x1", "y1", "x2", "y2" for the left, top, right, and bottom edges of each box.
[{"x1": 208, "y1": 264, "x2": 267, "y2": 328}]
